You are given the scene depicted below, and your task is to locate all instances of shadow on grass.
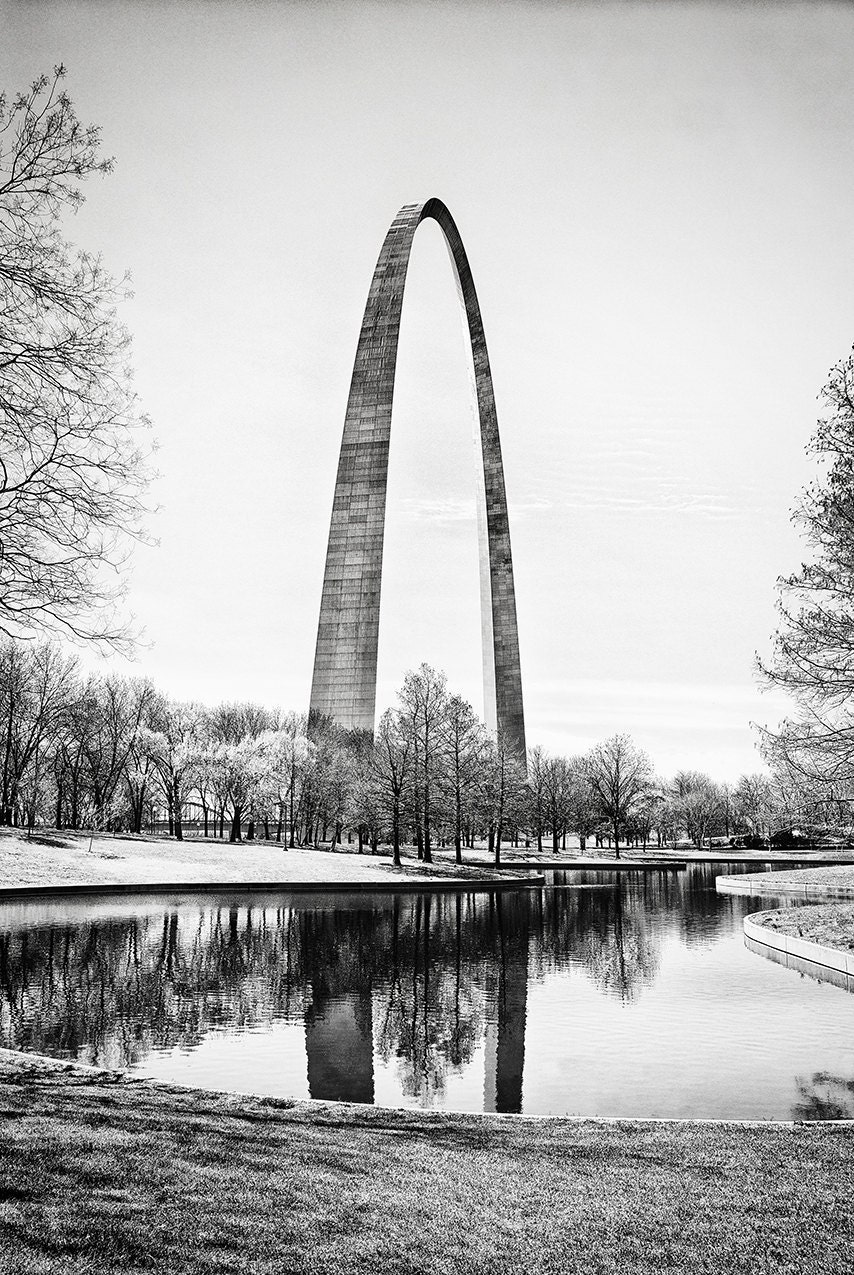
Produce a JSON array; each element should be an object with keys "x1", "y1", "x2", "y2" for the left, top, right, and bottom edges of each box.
[{"x1": 4, "y1": 830, "x2": 73, "y2": 849}]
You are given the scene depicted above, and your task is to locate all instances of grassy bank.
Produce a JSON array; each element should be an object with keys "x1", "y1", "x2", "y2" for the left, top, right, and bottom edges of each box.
[
  {"x1": 752, "y1": 902, "x2": 854, "y2": 954},
  {"x1": 734, "y1": 866, "x2": 854, "y2": 957},
  {"x1": 0, "y1": 1052, "x2": 852, "y2": 1275},
  {"x1": 0, "y1": 828, "x2": 516, "y2": 893},
  {"x1": 738, "y1": 866, "x2": 854, "y2": 890}
]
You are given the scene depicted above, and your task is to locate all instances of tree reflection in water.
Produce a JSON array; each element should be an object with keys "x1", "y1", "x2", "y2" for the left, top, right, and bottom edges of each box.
[
  {"x1": 792, "y1": 1072, "x2": 854, "y2": 1121},
  {"x1": 0, "y1": 866, "x2": 800, "y2": 1112}
]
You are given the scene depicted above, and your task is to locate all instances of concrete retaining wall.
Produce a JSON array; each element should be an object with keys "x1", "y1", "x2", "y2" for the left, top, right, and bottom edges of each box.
[
  {"x1": 743, "y1": 914, "x2": 854, "y2": 993},
  {"x1": 718, "y1": 875, "x2": 854, "y2": 899}
]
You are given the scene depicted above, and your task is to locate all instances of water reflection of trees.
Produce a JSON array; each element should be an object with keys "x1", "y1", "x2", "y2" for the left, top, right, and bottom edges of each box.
[
  {"x1": 376, "y1": 895, "x2": 484, "y2": 1099},
  {"x1": 0, "y1": 867, "x2": 744, "y2": 1103},
  {"x1": 578, "y1": 889, "x2": 660, "y2": 1001},
  {"x1": 0, "y1": 894, "x2": 531, "y2": 1100},
  {"x1": 525, "y1": 883, "x2": 659, "y2": 1000},
  {"x1": 793, "y1": 1071, "x2": 854, "y2": 1120}
]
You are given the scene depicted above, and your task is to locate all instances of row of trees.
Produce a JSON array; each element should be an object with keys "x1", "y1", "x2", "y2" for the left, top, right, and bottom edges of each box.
[{"x1": 0, "y1": 637, "x2": 820, "y2": 864}]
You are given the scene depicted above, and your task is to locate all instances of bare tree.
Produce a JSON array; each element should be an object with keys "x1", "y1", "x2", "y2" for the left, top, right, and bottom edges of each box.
[
  {"x1": 527, "y1": 745, "x2": 549, "y2": 852},
  {"x1": 70, "y1": 674, "x2": 156, "y2": 828},
  {"x1": 733, "y1": 773, "x2": 775, "y2": 840},
  {"x1": 143, "y1": 698, "x2": 204, "y2": 840},
  {"x1": 541, "y1": 753, "x2": 571, "y2": 853},
  {"x1": 758, "y1": 346, "x2": 854, "y2": 799},
  {"x1": 564, "y1": 754, "x2": 600, "y2": 853},
  {"x1": 369, "y1": 709, "x2": 412, "y2": 866},
  {"x1": 588, "y1": 734, "x2": 653, "y2": 857},
  {"x1": 398, "y1": 664, "x2": 449, "y2": 863},
  {"x1": 445, "y1": 694, "x2": 483, "y2": 864},
  {"x1": 0, "y1": 68, "x2": 152, "y2": 646},
  {"x1": 478, "y1": 732, "x2": 527, "y2": 867},
  {"x1": 0, "y1": 638, "x2": 76, "y2": 825},
  {"x1": 256, "y1": 712, "x2": 311, "y2": 847},
  {"x1": 670, "y1": 771, "x2": 724, "y2": 849}
]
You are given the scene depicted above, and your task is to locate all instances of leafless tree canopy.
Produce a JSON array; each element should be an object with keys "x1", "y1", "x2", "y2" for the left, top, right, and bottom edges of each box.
[
  {"x1": 759, "y1": 346, "x2": 854, "y2": 797},
  {"x1": 0, "y1": 67, "x2": 152, "y2": 647}
]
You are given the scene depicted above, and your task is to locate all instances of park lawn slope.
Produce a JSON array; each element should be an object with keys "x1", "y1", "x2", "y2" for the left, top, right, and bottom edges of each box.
[
  {"x1": 0, "y1": 828, "x2": 507, "y2": 892},
  {"x1": 0, "y1": 1053, "x2": 852, "y2": 1275}
]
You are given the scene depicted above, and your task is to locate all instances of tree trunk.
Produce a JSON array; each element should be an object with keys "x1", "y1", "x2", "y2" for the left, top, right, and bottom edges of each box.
[
  {"x1": 454, "y1": 789, "x2": 463, "y2": 864},
  {"x1": 392, "y1": 803, "x2": 401, "y2": 867},
  {"x1": 173, "y1": 775, "x2": 183, "y2": 841},
  {"x1": 422, "y1": 779, "x2": 432, "y2": 864}
]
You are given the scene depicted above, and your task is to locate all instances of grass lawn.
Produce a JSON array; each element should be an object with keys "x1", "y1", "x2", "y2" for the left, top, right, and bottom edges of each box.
[
  {"x1": 753, "y1": 902, "x2": 854, "y2": 953},
  {"x1": 0, "y1": 1053, "x2": 852, "y2": 1274},
  {"x1": 735, "y1": 867, "x2": 854, "y2": 956},
  {"x1": 725, "y1": 865, "x2": 854, "y2": 892},
  {"x1": 0, "y1": 828, "x2": 511, "y2": 892}
]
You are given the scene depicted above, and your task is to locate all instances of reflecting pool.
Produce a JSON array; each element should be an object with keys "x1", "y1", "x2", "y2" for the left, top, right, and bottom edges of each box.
[{"x1": 1, "y1": 863, "x2": 852, "y2": 1120}]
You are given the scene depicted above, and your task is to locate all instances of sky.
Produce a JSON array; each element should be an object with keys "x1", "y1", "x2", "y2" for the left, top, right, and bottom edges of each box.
[{"x1": 3, "y1": 0, "x2": 854, "y2": 781}]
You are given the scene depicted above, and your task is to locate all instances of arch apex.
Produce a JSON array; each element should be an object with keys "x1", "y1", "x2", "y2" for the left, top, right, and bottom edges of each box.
[{"x1": 309, "y1": 201, "x2": 526, "y2": 761}]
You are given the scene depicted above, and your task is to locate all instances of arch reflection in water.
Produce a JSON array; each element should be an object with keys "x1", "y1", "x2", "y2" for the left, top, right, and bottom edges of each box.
[
  {"x1": 0, "y1": 890, "x2": 532, "y2": 1111},
  {"x1": 1, "y1": 866, "x2": 853, "y2": 1119}
]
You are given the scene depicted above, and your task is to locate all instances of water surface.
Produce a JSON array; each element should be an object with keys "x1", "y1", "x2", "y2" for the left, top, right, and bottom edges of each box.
[{"x1": 1, "y1": 864, "x2": 852, "y2": 1120}]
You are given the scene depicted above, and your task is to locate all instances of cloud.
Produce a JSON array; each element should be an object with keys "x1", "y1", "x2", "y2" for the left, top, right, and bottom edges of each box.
[
  {"x1": 535, "y1": 417, "x2": 764, "y2": 520},
  {"x1": 399, "y1": 495, "x2": 553, "y2": 525}
]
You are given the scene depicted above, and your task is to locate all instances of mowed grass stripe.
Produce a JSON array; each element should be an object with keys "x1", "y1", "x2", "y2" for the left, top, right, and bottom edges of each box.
[{"x1": 0, "y1": 1061, "x2": 852, "y2": 1274}]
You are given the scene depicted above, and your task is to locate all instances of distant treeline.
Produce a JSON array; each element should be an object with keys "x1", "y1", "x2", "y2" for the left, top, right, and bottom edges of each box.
[{"x1": 0, "y1": 639, "x2": 842, "y2": 862}]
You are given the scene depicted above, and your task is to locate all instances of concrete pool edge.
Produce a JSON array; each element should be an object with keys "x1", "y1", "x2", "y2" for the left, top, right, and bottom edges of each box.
[
  {"x1": 743, "y1": 913, "x2": 854, "y2": 988},
  {"x1": 718, "y1": 875, "x2": 854, "y2": 900},
  {"x1": 490, "y1": 858, "x2": 687, "y2": 870},
  {"x1": 2, "y1": 1047, "x2": 852, "y2": 1129}
]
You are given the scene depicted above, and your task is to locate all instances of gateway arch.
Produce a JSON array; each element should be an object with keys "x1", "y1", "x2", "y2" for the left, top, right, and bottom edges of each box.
[{"x1": 310, "y1": 198, "x2": 526, "y2": 757}]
